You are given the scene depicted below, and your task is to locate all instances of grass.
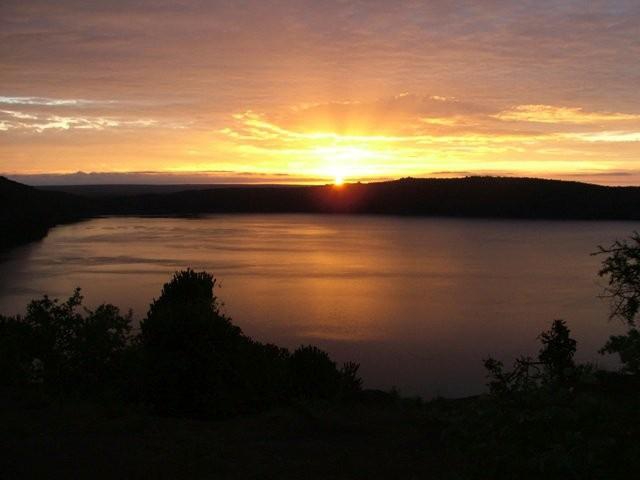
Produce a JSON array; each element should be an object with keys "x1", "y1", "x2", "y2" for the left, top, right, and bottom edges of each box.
[{"x1": 0, "y1": 387, "x2": 453, "y2": 479}]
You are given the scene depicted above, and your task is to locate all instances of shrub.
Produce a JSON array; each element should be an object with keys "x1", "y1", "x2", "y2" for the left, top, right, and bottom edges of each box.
[
  {"x1": 0, "y1": 289, "x2": 132, "y2": 392},
  {"x1": 1, "y1": 269, "x2": 362, "y2": 418},
  {"x1": 289, "y1": 345, "x2": 343, "y2": 399},
  {"x1": 596, "y1": 232, "x2": 640, "y2": 326},
  {"x1": 484, "y1": 320, "x2": 578, "y2": 396},
  {"x1": 0, "y1": 314, "x2": 35, "y2": 385},
  {"x1": 600, "y1": 328, "x2": 640, "y2": 375},
  {"x1": 596, "y1": 233, "x2": 640, "y2": 376},
  {"x1": 139, "y1": 270, "x2": 361, "y2": 416},
  {"x1": 139, "y1": 270, "x2": 251, "y2": 416},
  {"x1": 538, "y1": 319, "x2": 576, "y2": 384}
]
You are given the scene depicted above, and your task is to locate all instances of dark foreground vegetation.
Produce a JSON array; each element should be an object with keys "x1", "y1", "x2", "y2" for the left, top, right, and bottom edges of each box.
[
  {"x1": 0, "y1": 269, "x2": 362, "y2": 418},
  {"x1": 4, "y1": 174, "x2": 640, "y2": 248},
  {"x1": 2, "y1": 234, "x2": 640, "y2": 478}
]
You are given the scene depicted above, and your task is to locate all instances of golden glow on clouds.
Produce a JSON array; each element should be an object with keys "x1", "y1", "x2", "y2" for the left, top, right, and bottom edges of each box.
[
  {"x1": 0, "y1": 114, "x2": 157, "y2": 133},
  {"x1": 494, "y1": 105, "x2": 640, "y2": 124},
  {"x1": 2, "y1": 94, "x2": 640, "y2": 185},
  {"x1": 2, "y1": 1, "x2": 640, "y2": 185},
  {"x1": 564, "y1": 131, "x2": 640, "y2": 143},
  {"x1": 206, "y1": 101, "x2": 640, "y2": 183}
]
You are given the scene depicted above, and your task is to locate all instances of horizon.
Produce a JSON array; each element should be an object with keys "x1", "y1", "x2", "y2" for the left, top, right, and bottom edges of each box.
[
  {"x1": 2, "y1": 1, "x2": 640, "y2": 186},
  {"x1": 4, "y1": 171, "x2": 640, "y2": 188},
  {"x1": 5, "y1": 170, "x2": 640, "y2": 188}
]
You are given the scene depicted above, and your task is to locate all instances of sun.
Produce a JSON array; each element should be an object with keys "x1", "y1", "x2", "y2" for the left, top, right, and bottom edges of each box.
[{"x1": 314, "y1": 144, "x2": 384, "y2": 185}]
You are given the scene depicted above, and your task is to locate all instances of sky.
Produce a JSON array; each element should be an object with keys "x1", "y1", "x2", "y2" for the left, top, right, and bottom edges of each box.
[{"x1": 1, "y1": 0, "x2": 640, "y2": 185}]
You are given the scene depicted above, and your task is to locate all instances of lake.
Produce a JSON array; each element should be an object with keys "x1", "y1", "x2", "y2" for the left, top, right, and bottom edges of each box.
[{"x1": 0, "y1": 215, "x2": 634, "y2": 398}]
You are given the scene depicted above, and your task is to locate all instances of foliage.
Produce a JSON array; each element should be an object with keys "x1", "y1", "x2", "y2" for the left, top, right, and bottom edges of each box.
[
  {"x1": 600, "y1": 328, "x2": 640, "y2": 375},
  {"x1": 538, "y1": 319, "x2": 577, "y2": 382},
  {"x1": 436, "y1": 316, "x2": 638, "y2": 479},
  {"x1": 435, "y1": 388, "x2": 640, "y2": 479},
  {"x1": 432, "y1": 233, "x2": 640, "y2": 478},
  {"x1": 340, "y1": 361, "x2": 363, "y2": 394},
  {"x1": 0, "y1": 289, "x2": 132, "y2": 392},
  {"x1": 0, "y1": 269, "x2": 362, "y2": 418},
  {"x1": 596, "y1": 232, "x2": 640, "y2": 376},
  {"x1": 139, "y1": 269, "x2": 247, "y2": 416},
  {"x1": 0, "y1": 314, "x2": 35, "y2": 385},
  {"x1": 289, "y1": 345, "x2": 342, "y2": 399},
  {"x1": 483, "y1": 356, "x2": 539, "y2": 396},
  {"x1": 141, "y1": 270, "x2": 241, "y2": 351},
  {"x1": 484, "y1": 320, "x2": 578, "y2": 397},
  {"x1": 596, "y1": 231, "x2": 640, "y2": 326},
  {"x1": 137, "y1": 269, "x2": 361, "y2": 416},
  {"x1": 140, "y1": 270, "x2": 254, "y2": 415}
]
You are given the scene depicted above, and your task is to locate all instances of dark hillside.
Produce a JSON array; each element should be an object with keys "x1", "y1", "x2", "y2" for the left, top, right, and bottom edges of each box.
[
  {"x1": 100, "y1": 177, "x2": 640, "y2": 220},
  {"x1": 0, "y1": 176, "x2": 92, "y2": 248},
  {"x1": 4, "y1": 176, "x2": 640, "y2": 250}
]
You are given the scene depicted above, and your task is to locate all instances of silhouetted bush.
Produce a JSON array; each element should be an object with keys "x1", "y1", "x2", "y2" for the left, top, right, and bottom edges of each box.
[
  {"x1": 289, "y1": 345, "x2": 343, "y2": 399},
  {"x1": 538, "y1": 319, "x2": 577, "y2": 384},
  {"x1": 600, "y1": 329, "x2": 640, "y2": 375},
  {"x1": 0, "y1": 315, "x2": 35, "y2": 386},
  {"x1": 596, "y1": 233, "x2": 640, "y2": 377},
  {"x1": 139, "y1": 270, "x2": 288, "y2": 416},
  {"x1": 0, "y1": 270, "x2": 362, "y2": 418},
  {"x1": 596, "y1": 231, "x2": 640, "y2": 326},
  {"x1": 435, "y1": 317, "x2": 638, "y2": 479},
  {"x1": 0, "y1": 289, "x2": 132, "y2": 392},
  {"x1": 437, "y1": 235, "x2": 640, "y2": 478},
  {"x1": 484, "y1": 320, "x2": 582, "y2": 397},
  {"x1": 140, "y1": 270, "x2": 246, "y2": 416},
  {"x1": 340, "y1": 361, "x2": 363, "y2": 395},
  {"x1": 138, "y1": 269, "x2": 361, "y2": 417}
]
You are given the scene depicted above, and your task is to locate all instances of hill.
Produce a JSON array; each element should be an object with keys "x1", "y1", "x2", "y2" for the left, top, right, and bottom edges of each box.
[
  {"x1": 97, "y1": 176, "x2": 640, "y2": 219},
  {"x1": 0, "y1": 177, "x2": 92, "y2": 248},
  {"x1": 38, "y1": 183, "x2": 262, "y2": 197},
  {"x1": 5, "y1": 176, "x2": 640, "y2": 250}
]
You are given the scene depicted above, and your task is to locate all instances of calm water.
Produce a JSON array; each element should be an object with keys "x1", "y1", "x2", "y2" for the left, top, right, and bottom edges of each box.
[{"x1": 0, "y1": 215, "x2": 634, "y2": 397}]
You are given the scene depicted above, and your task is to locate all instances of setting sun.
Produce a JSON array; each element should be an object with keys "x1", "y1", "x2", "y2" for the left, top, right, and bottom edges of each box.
[{"x1": 334, "y1": 176, "x2": 344, "y2": 186}]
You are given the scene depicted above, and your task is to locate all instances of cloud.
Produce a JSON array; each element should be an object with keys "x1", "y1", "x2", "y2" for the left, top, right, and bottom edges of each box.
[
  {"x1": 0, "y1": 110, "x2": 157, "y2": 132},
  {"x1": 565, "y1": 171, "x2": 634, "y2": 177},
  {"x1": 494, "y1": 104, "x2": 640, "y2": 124},
  {"x1": 563, "y1": 131, "x2": 640, "y2": 143},
  {"x1": 0, "y1": 96, "x2": 113, "y2": 106},
  {"x1": 219, "y1": 99, "x2": 547, "y2": 150},
  {"x1": 275, "y1": 94, "x2": 490, "y2": 135},
  {"x1": 1, "y1": 109, "x2": 38, "y2": 120},
  {"x1": 5, "y1": 170, "x2": 330, "y2": 186},
  {"x1": 0, "y1": 94, "x2": 187, "y2": 132}
]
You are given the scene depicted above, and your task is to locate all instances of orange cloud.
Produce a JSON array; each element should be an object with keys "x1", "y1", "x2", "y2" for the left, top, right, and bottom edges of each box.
[{"x1": 494, "y1": 105, "x2": 640, "y2": 124}]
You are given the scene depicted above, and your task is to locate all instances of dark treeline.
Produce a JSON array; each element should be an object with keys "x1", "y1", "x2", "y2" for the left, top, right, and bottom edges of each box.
[{"x1": 4, "y1": 175, "x2": 640, "y2": 248}]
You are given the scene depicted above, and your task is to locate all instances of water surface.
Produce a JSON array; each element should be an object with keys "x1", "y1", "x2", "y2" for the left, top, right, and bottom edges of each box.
[{"x1": 0, "y1": 215, "x2": 634, "y2": 397}]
